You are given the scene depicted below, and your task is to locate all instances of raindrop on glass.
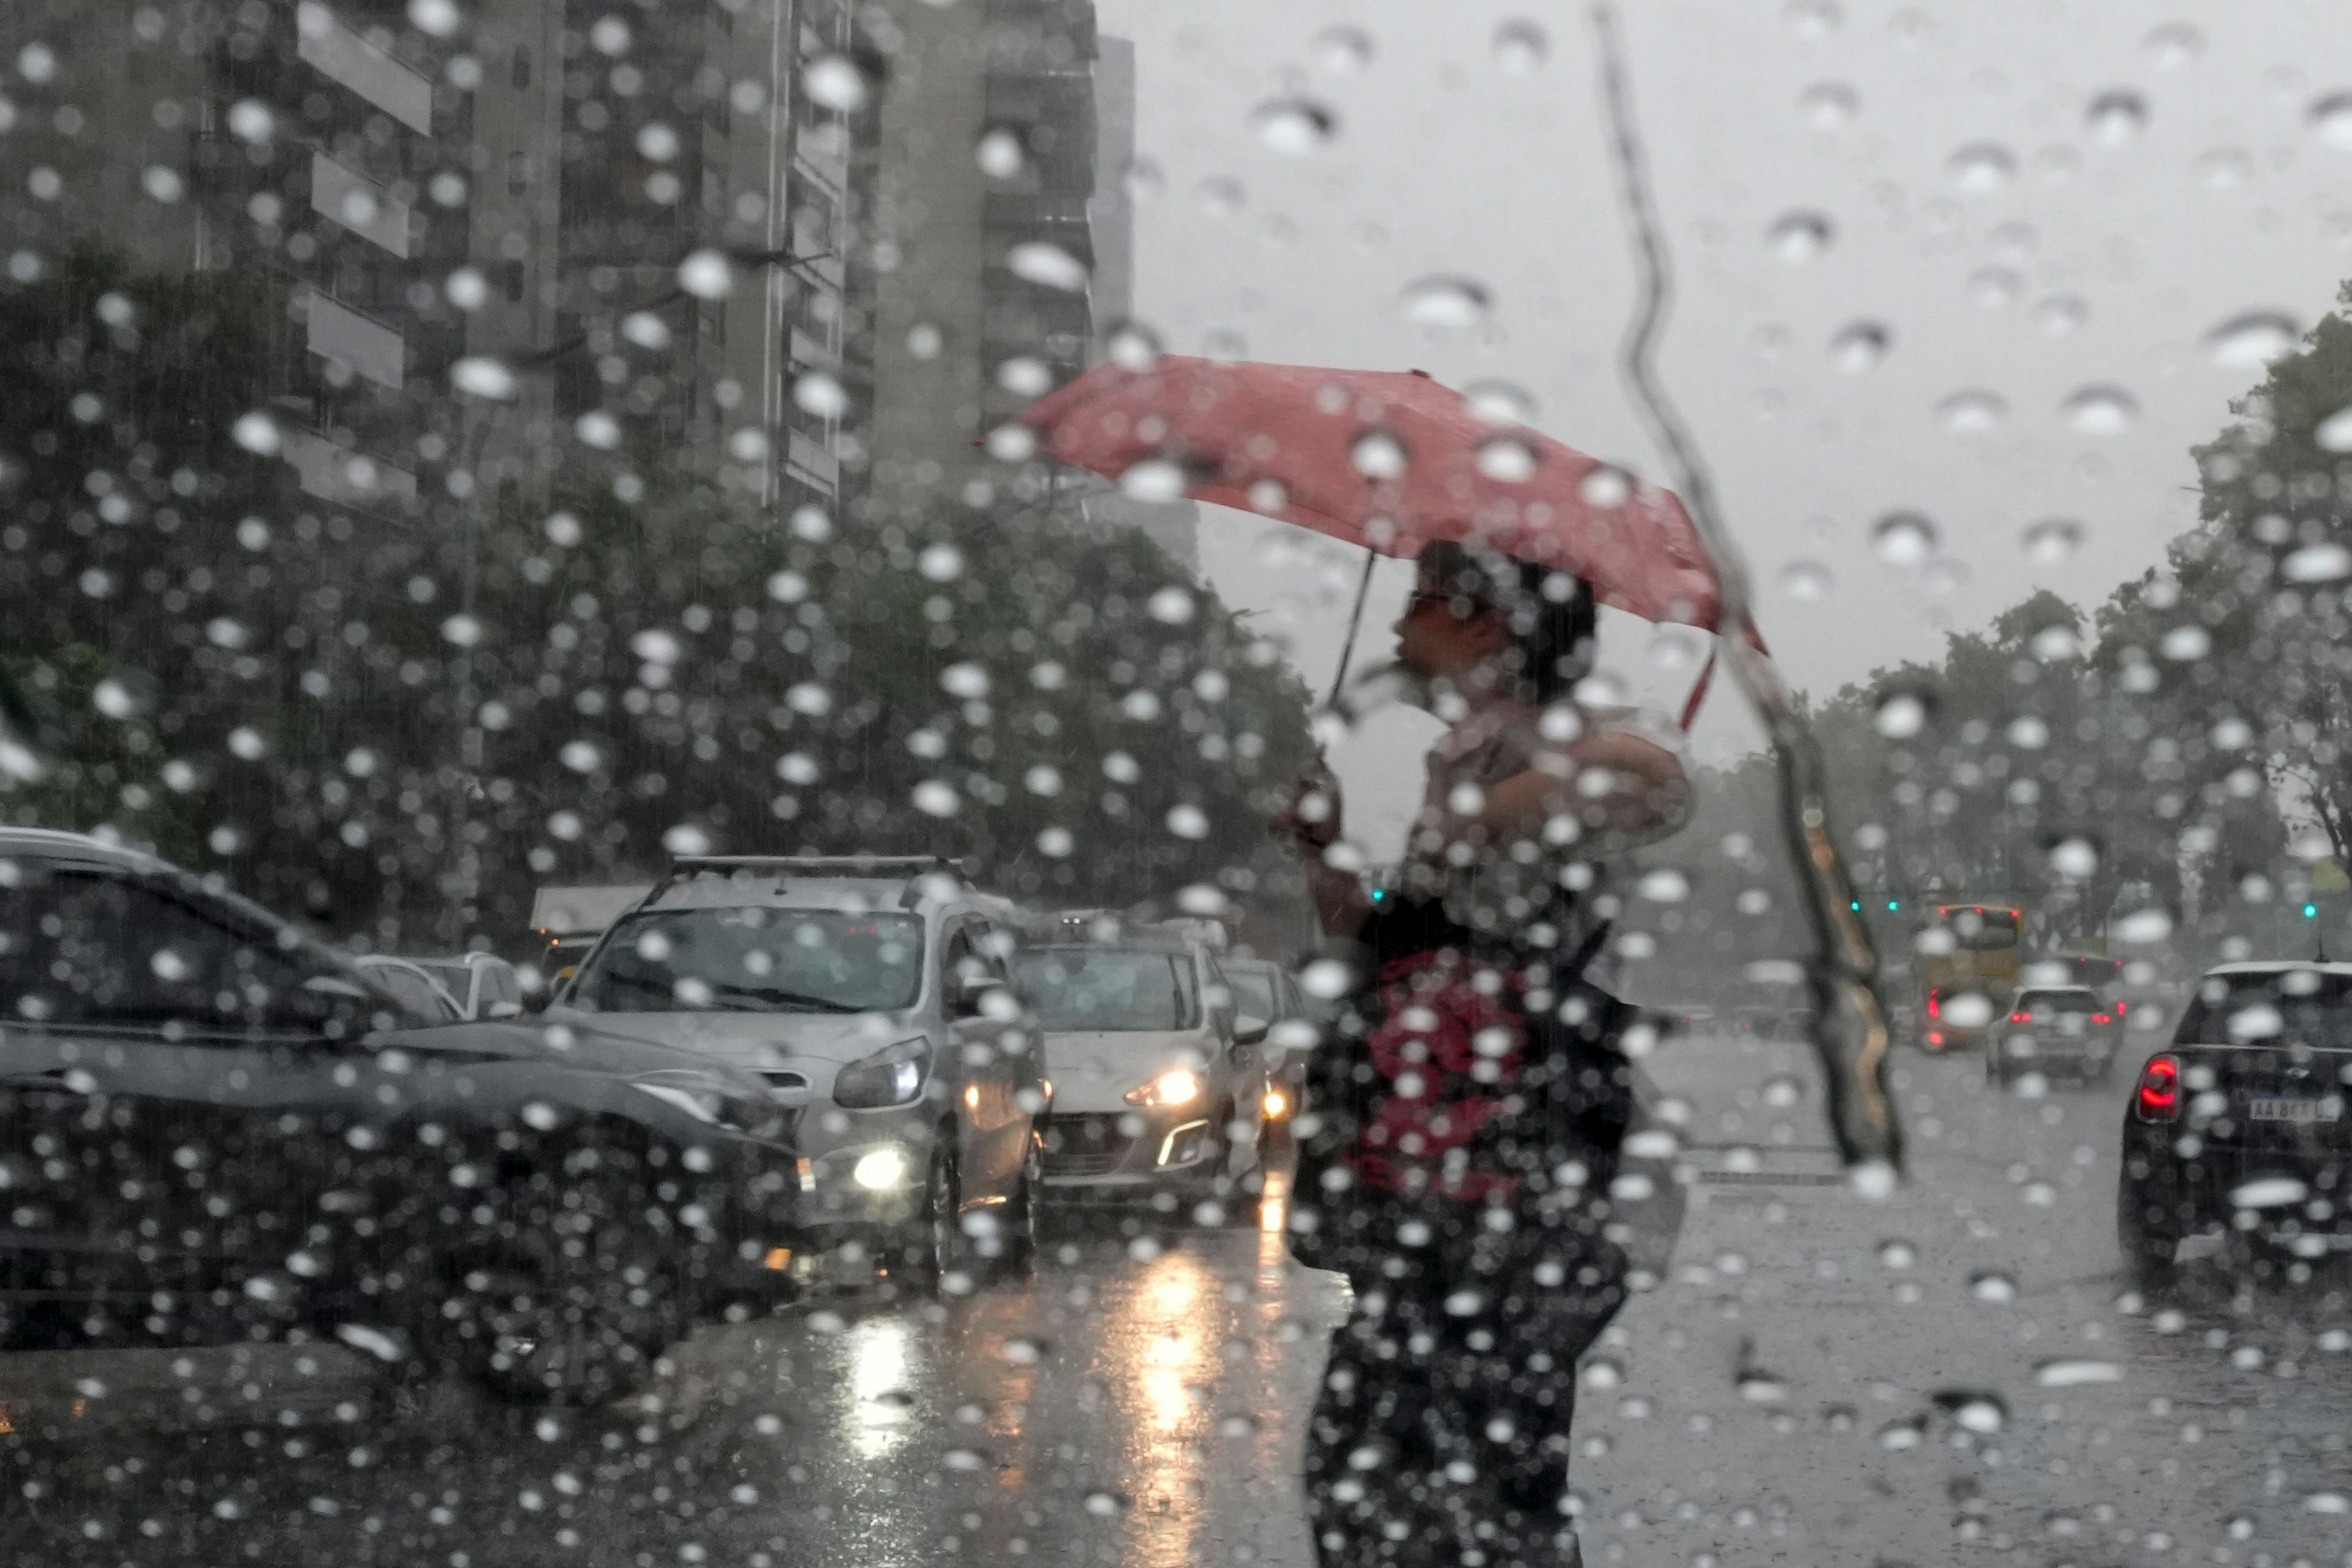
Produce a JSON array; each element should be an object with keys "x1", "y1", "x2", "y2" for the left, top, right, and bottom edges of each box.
[
  {"x1": 1251, "y1": 97, "x2": 1336, "y2": 154},
  {"x1": 1491, "y1": 20, "x2": 1548, "y2": 74},
  {"x1": 2020, "y1": 518, "x2": 2084, "y2": 564},
  {"x1": 1872, "y1": 692, "x2": 1927, "y2": 739},
  {"x1": 1827, "y1": 320, "x2": 1889, "y2": 373},
  {"x1": 1765, "y1": 210, "x2": 1834, "y2": 262},
  {"x1": 1870, "y1": 511, "x2": 1936, "y2": 565},
  {"x1": 1464, "y1": 379, "x2": 1535, "y2": 423},
  {"x1": 1968, "y1": 1270, "x2": 2017, "y2": 1304},
  {"x1": 1797, "y1": 81, "x2": 1859, "y2": 130},
  {"x1": 2085, "y1": 90, "x2": 2147, "y2": 146},
  {"x1": 1399, "y1": 274, "x2": 1490, "y2": 328},
  {"x1": 2203, "y1": 310, "x2": 2300, "y2": 367},
  {"x1": 2144, "y1": 23, "x2": 2204, "y2": 70},
  {"x1": 677, "y1": 249, "x2": 734, "y2": 300},
  {"x1": 1946, "y1": 143, "x2": 2019, "y2": 192},
  {"x1": 2030, "y1": 293, "x2": 2088, "y2": 335},
  {"x1": 1935, "y1": 390, "x2": 2007, "y2": 434},
  {"x1": 1120, "y1": 458, "x2": 1188, "y2": 501},
  {"x1": 1007, "y1": 241, "x2": 1088, "y2": 292},
  {"x1": 975, "y1": 127, "x2": 1025, "y2": 178},
  {"x1": 2061, "y1": 385, "x2": 2138, "y2": 434},
  {"x1": 450, "y1": 357, "x2": 518, "y2": 399},
  {"x1": 1578, "y1": 466, "x2": 1632, "y2": 508},
  {"x1": 1475, "y1": 437, "x2": 1537, "y2": 483},
  {"x1": 803, "y1": 54, "x2": 868, "y2": 112},
  {"x1": 2285, "y1": 541, "x2": 2352, "y2": 582},
  {"x1": 1781, "y1": 559, "x2": 1833, "y2": 600},
  {"x1": 1938, "y1": 1391, "x2": 2007, "y2": 1434},
  {"x1": 1106, "y1": 321, "x2": 1161, "y2": 371},
  {"x1": 2310, "y1": 92, "x2": 2352, "y2": 150},
  {"x1": 1311, "y1": 25, "x2": 1373, "y2": 75},
  {"x1": 1351, "y1": 431, "x2": 1406, "y2": 478},
  {"x1": 2313, "y1": 404, "x2": 2352, "y2": 451},
  {"x1": 2046, "y1": 836, "x2": 2098, "y2": 880}
]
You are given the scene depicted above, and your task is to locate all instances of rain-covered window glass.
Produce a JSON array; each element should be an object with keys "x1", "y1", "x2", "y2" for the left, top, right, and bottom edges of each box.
[{"x1": 16, "y1": 0, "x2": 2352, "y2": 1562}]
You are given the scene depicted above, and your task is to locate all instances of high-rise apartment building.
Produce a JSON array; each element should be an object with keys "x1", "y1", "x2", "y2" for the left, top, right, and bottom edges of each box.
[{"x1": 0, "y1": 0, "x2": 878, "y2": 526}]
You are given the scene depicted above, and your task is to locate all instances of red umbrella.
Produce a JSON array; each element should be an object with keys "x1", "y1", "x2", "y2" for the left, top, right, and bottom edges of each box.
[{"x1": 1013, "y1": 356, "x2": 1731, "y2": 723}]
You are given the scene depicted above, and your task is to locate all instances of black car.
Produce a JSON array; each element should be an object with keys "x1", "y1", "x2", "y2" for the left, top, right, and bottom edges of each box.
[
  {"x1": 2117, "y1": 960, "x2": 2352, "y2": 1284},
  {"x1": 0, "y1": 829, "x2": 800, "y2": 1403}
]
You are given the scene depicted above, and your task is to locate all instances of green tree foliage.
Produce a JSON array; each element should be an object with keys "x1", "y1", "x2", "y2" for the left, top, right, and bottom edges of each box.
[{"x1": 1, "y1": 252, "x2": 1317, "y2": 951}]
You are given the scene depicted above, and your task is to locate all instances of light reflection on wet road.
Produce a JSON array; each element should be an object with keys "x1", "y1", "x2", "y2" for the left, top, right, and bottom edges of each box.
[{"x1": 11, "y1": 1041, "x2": 2352, "y2": 1565}]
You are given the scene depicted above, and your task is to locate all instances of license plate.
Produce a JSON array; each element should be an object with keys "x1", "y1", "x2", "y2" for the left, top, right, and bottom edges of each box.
[{"x1": 2247, "y1": 1097, "x2": 2343, "y2": 1124}]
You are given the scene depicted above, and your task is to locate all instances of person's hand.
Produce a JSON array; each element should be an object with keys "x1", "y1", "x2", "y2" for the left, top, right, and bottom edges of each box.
[{"x1": 1273, "y1": 764, "x2": 1343, "y2": 856}]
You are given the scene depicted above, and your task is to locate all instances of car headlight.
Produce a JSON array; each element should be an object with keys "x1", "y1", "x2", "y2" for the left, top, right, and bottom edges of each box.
[
  {"x1": 833, "y1": 1037, "x2": 932, "y2": 1109},
  {"x1": 1126, "y1": 1067, "x2": 1203, "y2": 1107}
]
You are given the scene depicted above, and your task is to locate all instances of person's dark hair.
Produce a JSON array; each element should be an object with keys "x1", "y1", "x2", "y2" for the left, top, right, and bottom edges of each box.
[{"x1": 1415, "y1": 540, "x2": 1596, "y2": 704}]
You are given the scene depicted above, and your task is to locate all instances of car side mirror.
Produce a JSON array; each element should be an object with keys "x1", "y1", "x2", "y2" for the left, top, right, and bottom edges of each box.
[
  {"x1": 951, "y1": 971, "x2": 995, "y2": 1019},
  {"x1": 1233, "y1": 1014, "x2": 1270, "y2": 1047}
]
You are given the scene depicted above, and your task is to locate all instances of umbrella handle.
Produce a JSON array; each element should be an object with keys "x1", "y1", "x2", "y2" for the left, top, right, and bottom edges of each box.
[{"x1": 1325, "y1": 549, "x2": 1379, "y2": 709}]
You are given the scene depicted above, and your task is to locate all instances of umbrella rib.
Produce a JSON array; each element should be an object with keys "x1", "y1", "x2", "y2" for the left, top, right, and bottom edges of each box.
[{"x1": 1325, "y1": 549, "x2": 1381, "y2": 710}]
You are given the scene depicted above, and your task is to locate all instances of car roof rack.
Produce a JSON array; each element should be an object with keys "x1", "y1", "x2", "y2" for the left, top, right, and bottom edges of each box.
[{"x1": 663, "y1": 854, "x2": 971, "y2": 911}]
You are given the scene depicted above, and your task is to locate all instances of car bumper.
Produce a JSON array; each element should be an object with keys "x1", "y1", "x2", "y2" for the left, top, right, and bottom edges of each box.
[{"x1": 1041, "y1": 1109, "x2": 1221, "y2": 1195}]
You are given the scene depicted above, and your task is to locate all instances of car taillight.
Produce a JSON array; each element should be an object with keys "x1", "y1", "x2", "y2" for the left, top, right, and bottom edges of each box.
[
  {"x1": 2116, "y1": 1000, "x2": 2127, "y2": 1016},
  {"x1": 2092, "y1": 1012, "x2": 2112, "y2": 1025},
  {"x1": 2008, "y1": 1011, "x2": 2030, "y2": 1023},
  {"x1": 2134, "y1": 1055, "x2": 2180, "y2": 1121},
  {"x1": 1927, "y1": 992, "x2": 1940, "y2": 1019}
]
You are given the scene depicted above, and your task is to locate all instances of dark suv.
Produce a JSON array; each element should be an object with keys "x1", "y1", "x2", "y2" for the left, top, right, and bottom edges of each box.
[
  {"x1": 2117, "y1": 960, "x2": 2352, "y2": 1284},
  {"x1": 0, "y1": 829, "x2": 799, "y2": 1403}
]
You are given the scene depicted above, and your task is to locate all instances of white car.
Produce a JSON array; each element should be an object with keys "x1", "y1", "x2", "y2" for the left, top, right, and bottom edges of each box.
[{"x1": 1016, "y1": 932, "x2": 1269, "y2": 1220}]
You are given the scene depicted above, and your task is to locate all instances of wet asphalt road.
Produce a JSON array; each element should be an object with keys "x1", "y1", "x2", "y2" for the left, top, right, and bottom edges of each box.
[{"x1": 10, "y1": 1031, "x2": 2352, "y2": 1566}]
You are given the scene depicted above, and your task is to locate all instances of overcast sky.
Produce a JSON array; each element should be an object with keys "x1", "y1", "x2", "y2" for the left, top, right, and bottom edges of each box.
[{"x1": 1094, "y1": 0, "x2": 2352, "y2": 858}]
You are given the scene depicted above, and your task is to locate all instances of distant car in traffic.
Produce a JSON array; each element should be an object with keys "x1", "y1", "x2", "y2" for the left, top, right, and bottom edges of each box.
[
  {"x1": 1221, "y1": 956, "x2": 1316, "y2": 1125},
  {"x1": 354, "y1": 954, "x2": 465, "y2": 1025},
  {"x1": 412, "y1": 951, "x2": 528, "y2": 1020},
  {"x1": 545, "y1": 856, "x2": 1046, "y2": 1295},
  {"x1": 0, "y1": 829, "x2": 799, "y2": 1404},
  {"x1": 2117, "y1": 960, "x2": 2352, "y2": 1284},
  {"x1": 1015, "y1": 926, "x2": 1269, "y2": 1221},
  {"x1": 1988, "y1": 983, "x2": 2120, "y2": 1086}
]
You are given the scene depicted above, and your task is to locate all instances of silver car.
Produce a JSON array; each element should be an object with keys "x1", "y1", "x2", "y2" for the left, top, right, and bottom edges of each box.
[
  {"x1": 1016, "y1": 929, "x2": 1270, "y2": 1221},
  {"x1": 545, "y1": 857, "x2": 1046, "y2": 1294},
  {"x1": 1989, "y1": 983, "x2": 2121, "y2": 1086}
]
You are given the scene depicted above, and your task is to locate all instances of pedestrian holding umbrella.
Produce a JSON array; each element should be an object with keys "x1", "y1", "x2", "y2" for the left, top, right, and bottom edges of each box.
[{"x1": 1019, "y1": 358, "x2": 1714, "y2": 1567}]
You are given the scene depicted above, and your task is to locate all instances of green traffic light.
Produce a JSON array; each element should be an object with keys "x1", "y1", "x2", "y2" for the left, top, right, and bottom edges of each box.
[
  {"x1": 1887, "y1": 900, "x2": 1899, "y2": 911},
  {"x1": 2305, "y1": 903, "x2": 2320, "y2": 918},
  {"x1": 1849, "y1": 900, "x2": 1860, "y2": 912}
]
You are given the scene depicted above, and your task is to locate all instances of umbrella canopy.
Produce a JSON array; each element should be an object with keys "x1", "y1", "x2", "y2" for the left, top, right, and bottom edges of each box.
[{"x1": 1014, "y1": 356, "x2": 1722, "y2": 632}]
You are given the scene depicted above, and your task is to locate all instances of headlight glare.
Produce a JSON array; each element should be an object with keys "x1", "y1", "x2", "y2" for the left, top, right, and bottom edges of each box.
[{"x1": 1126, "y1": 1067, "x2": 1203, "y2": 1107}]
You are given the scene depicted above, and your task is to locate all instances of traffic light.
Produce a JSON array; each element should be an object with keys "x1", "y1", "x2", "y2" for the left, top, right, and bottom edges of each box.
[
  {"x1": 1849, "y1": 899, "x2": 1860, "y2": 912},
  {"x1": 1887, "y1": 900, "x2": 1900, "y2": 911},
  {"x1": 1370, "y1": 888, "x2": 1389, "y2": 905},
  {"x1": 2305, "y1": 902, "x2": 2320, "y2": 919}
]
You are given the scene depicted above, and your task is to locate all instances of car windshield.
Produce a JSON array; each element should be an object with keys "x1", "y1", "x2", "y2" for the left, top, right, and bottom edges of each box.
[
  {"x1": 2016, "y1": 990, "x2": 2096, "y2": 1016},
  {"x1": 570, "y1": 908, "x2": 924, "y2": 1014},
  {"x1": 1016, "y1": 948, "x2": 1200, "y2": 1033},
  {"x1": 2177, "y1": 971, "x2": 2352, "y2": 1046},
  {"x1": 1224, "y1": 968, "x2": 1280, "y2": 1022}
]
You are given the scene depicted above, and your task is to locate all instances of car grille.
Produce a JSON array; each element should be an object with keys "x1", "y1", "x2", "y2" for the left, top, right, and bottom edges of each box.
[{"x1": 1044, "y1": 1114, "x2": 1140, "y2": 1177}]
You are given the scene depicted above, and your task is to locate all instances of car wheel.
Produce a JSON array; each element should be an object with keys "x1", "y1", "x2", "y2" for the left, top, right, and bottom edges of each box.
[
  {"x1": 899, "y1": 1139, "x2": 979, "y2": 1298},
  {"x1": 435, "y1": 1207, "x2": 689, "y2": 1407},
  {"x1": 2117, "y1": 1183, "x2": 2184, "y2": 1289},
  {"x1": 1000, "y1": 1133, "x2": 1043, "y2": 1281}
]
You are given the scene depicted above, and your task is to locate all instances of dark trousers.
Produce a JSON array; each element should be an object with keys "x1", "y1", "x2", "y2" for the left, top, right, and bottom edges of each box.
[{"x1": 1302, "y1": 1210, "x2": 1626, "y2": 1568}]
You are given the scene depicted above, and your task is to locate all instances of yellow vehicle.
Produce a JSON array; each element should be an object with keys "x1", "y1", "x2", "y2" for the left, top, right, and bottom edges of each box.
[{"x1": 1918, "y1": 900, "x2": 2024, "y2": 1052}]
